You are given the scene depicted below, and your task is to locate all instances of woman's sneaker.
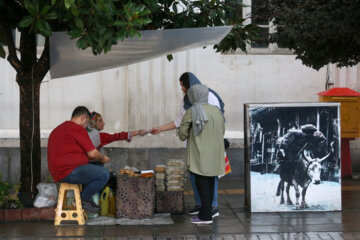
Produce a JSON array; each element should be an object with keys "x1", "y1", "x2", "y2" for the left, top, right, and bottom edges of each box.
[
  {"x1": 187, "y1": 205, "x2": 201, "y2": 215},
  {"x1": 212, "y1": 206, "x2": 219, "y2": 218},
  {"x1": 191, "y1": 216, "x2": 213, "y2": 225}
]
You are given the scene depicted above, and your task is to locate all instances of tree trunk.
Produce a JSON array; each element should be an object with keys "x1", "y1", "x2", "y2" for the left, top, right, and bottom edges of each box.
[
  {"x1": 3, "y1": 17, "x2": 49, "y2": 205},
  {"x1": 15, "y1": 29, "x2": 49, "y2": 197},
  {"x1": 18, "y1": 76, "x2": 41, "y2": 194}
]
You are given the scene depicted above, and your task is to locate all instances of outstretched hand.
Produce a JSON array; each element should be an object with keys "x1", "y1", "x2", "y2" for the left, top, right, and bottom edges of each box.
[
  {"x1": 150, "y1": 127, "x2": 161, "y2": 135},
  {"x1": 138, "y1": 129, "x2": 149, "y2": 136}
]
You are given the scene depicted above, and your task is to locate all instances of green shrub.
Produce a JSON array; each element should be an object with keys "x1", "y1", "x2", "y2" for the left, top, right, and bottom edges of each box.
[{"x1": 0, "y1": 174, "x2": 22, "y2": 209}]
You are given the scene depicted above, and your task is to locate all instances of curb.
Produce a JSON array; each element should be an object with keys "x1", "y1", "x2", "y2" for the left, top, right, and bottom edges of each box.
[{"x1": 0, "y1": 208, "x2": 55, "y2": 222}]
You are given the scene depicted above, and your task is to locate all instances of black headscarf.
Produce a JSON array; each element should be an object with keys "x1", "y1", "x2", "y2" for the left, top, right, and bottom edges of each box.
[{"x1": 180, "y1": 72, "x2": 225, "y2": 115}]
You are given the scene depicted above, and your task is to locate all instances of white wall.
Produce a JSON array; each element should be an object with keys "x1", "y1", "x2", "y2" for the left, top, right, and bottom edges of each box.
[{"x1": 0, "y1": 47, "x2": 340, "y2": 148}]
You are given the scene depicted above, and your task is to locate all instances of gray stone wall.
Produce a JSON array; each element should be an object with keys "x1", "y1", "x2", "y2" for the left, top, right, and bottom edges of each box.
[
  {"x1": 0, "y1": 147, "x2": 245, "y2": 184},
  {"x1": 2, "y1": 145, "x2": 360, "y2": 185}
]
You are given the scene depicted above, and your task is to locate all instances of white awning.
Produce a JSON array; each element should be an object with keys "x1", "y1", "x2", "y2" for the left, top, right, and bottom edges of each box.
[{"x1": 49, "y1": 26, "x2": 232, "y2": 79}]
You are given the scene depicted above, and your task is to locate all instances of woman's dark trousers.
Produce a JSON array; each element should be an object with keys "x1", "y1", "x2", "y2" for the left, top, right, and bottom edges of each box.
[{"x1": 193, "y1": 172, "x2": 215, "y2": 221}]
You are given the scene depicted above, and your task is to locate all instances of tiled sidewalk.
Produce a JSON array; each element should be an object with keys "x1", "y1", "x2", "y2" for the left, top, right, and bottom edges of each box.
[{"x1": 1, "y1": 178, "x2": 360, "y2": 239}]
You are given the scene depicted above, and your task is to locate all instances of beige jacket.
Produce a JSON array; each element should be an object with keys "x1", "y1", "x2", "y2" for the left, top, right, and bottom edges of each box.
[{"x1": 178, "y1": 104, "x2": 225, "y2": 176}]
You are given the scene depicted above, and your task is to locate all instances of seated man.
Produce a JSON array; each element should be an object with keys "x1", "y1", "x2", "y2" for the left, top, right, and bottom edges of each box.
[{"x1": 47, "y1": 106, "x2": 110, "y2": 213}]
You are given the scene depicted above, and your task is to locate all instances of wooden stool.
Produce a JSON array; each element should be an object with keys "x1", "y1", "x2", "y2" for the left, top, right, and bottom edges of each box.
[{"x1": 54, "y1": 183, "x2": 87, "y2": 225}]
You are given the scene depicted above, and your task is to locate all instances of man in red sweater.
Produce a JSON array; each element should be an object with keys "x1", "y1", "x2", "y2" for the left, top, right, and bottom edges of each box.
[{"x1": 48, "y1": 106, "x2": 110, "y2": 213}]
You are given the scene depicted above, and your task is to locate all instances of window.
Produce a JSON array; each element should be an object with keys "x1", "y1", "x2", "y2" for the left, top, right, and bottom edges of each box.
[
  {"x1": 242, "y1": 0, "x2": 291, "y2": 54},
  {"x1": 250, "y1": 0, "x2": 269, "y2": 48}
]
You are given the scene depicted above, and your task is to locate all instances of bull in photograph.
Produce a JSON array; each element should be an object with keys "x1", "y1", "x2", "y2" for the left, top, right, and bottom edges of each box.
[{"x1": 275, "y1": 124, "x2": 333, "y2": 209}]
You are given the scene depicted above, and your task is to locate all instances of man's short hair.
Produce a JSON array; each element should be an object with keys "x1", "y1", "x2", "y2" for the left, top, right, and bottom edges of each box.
[{"x1": 71, "y1": 106, "x2": 91, "y2": 118}]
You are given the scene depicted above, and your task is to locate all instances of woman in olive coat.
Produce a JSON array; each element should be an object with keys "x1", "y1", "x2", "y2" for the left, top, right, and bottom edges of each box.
[{"x1": 178, "y1": 84, "x2": 225, "y2": 224}]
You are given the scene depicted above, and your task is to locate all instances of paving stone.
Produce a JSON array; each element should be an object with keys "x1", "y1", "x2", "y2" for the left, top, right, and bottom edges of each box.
[
  {"x1": 305, "y1": 233, "x2": 322, "y2": 240},
  {"x1": 328, "y1": 232, "x2": 346, "y2": 240},
  {"x1": 221, "y1": 235, "x2": 236, "y2": 240},
  {"x1": 258, "y1": 234, "x2": 273, "y2": 240},
  {"x1": 233, "y1": 234, "x2": 250, "y2": 240},
  {"x1": 185, "y1": 235, "x2": 198, "y2": 240},
  {"x1": 351, "y1": 232, "x2": 360, "y2": 238},
  {"x1": 317, "y1": 233, "x2": 333, "y2": 240},
  {"x1": 1, "y1": 178, "x2": 360, "y2": 239},
  {"x1": 341, "y1": 233, "x2": 356, "y2": 240},
  {"x1": 268, "y1": 233, "x2": 284, "y2": 240}
]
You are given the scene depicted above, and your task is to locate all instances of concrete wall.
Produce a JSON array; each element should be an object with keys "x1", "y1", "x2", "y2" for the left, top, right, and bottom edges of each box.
[
  {"x1": 0, "y1": 47, "x2": 328, "y2": 146},
  {"x1": 1, "y1": 46, "x2": 360, "y2": 183},
  {"x1": 0, "y1": 146, "x2": 244, "y2": 184}
]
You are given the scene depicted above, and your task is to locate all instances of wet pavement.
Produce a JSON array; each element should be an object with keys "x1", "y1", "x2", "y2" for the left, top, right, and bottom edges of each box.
[{"x1": 1, "y1": 178, "x2": 360, "y2": 239}]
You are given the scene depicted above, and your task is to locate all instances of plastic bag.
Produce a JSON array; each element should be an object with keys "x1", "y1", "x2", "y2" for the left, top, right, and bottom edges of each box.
[
  {"x1": 225, "y1": 155, "x2": 231, "y2": 175},
  {"x1": 219, "y1": 152, "x2": 231, "y2": 179},
  {"x1": 33, "y1": 183, "x2": 58, "y2": 208}
]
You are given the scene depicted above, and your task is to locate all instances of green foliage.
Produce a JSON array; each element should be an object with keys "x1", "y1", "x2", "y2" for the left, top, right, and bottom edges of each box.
[
  {"x1": 214, "y1": 1, "x2": 260, "y2": 53},
  {"x1": 46, "y1": 176, "x2": 53, "y2": 183},
  {"x1": 55, "y1": 0, "x2": 153, "y2": 54},
  {"x1": 0, "y1": 0, "x2": 258, "y2": 194},
  {"x1": 166, "y1": 54, "x2": 173, "y2": 61},
  {"x1": 268, "y1": 0, "x2": 360, "y2": 70},
  {"x1": 0, "y1": 174, "x2": 22, "y2": 209},
  {"x1": 142, "y1": 0, "x2": 259, "y2": 53},
  {"x1": 18, "y1": 0, "x2": 58, "y2": 36},
  {"x1": 0, "y1": 0, "x2": 258, "y2": 58}
]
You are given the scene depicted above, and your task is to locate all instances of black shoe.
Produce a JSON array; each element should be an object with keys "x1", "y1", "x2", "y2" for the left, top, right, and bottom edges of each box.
[
  {"x1": 187, "y1": 205, "x2": 201, "y2": 215},
  {"x1": 82, "y1": 200, "x2": 100, "y2": 213},
  {"x1": 212, "y1": 206, "x2": 219, "y2": 218}
]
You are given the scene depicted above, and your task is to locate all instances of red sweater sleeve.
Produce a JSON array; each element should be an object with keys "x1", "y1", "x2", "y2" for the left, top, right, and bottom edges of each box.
[{"x1": 99, "y1": 132, "x2": 129, "y2": 147}]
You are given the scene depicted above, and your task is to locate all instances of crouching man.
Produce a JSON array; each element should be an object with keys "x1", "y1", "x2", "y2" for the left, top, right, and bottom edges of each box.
[{"x1": 47, "y1": 106, "x2": 110, "y2": 213}]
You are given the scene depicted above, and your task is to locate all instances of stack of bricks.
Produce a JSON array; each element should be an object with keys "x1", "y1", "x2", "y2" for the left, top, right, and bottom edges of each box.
[
  {"x1": 155, "y1": 159, "x2": 186, "y2": 214},
  {"x1": 155, "y1": 164, "x2": 166, "y2": 191},
  {"x1": 165, "y1": 159, "x2": 186, "y2": 191}
]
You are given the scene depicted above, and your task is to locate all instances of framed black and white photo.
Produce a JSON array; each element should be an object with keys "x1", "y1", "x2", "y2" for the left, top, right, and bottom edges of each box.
[{"x1": 244, "y1": 103, "x2": 341, "y2": 212}]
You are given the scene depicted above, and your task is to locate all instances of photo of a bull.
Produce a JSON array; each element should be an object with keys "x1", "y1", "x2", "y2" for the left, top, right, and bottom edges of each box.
[
  {"x1": 276, "y1": 141, "x2": 334, "y2": 209},
  {"x1": 274, "y1": 123, "x2": 334, "y2": 209},
  {"x1": 246, "y1": 104, "x2": 341, "y2": 212}
]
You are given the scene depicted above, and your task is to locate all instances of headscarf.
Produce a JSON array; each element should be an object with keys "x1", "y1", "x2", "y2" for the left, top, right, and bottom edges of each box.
[
  {"x1": 181, "y1": 72, "x2": 225, "y2": 115},
  {"x1": 88, "y1": 111, "x2": 101, "y2": 130},
  {"x1": 86, "y1": 111, "x2": 102, "y2": 148},
  {"x1": 187, "y1": 84, "x2": 209, "y2": 137}
]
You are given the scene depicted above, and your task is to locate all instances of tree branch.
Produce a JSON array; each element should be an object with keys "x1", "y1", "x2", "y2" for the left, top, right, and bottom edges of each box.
[
  {"x1": 35, "y1": 36, "x2": 50, "y2": 82},
  {"x1": 3, "y1": 19, "x2": 22, "y2": 73}
]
